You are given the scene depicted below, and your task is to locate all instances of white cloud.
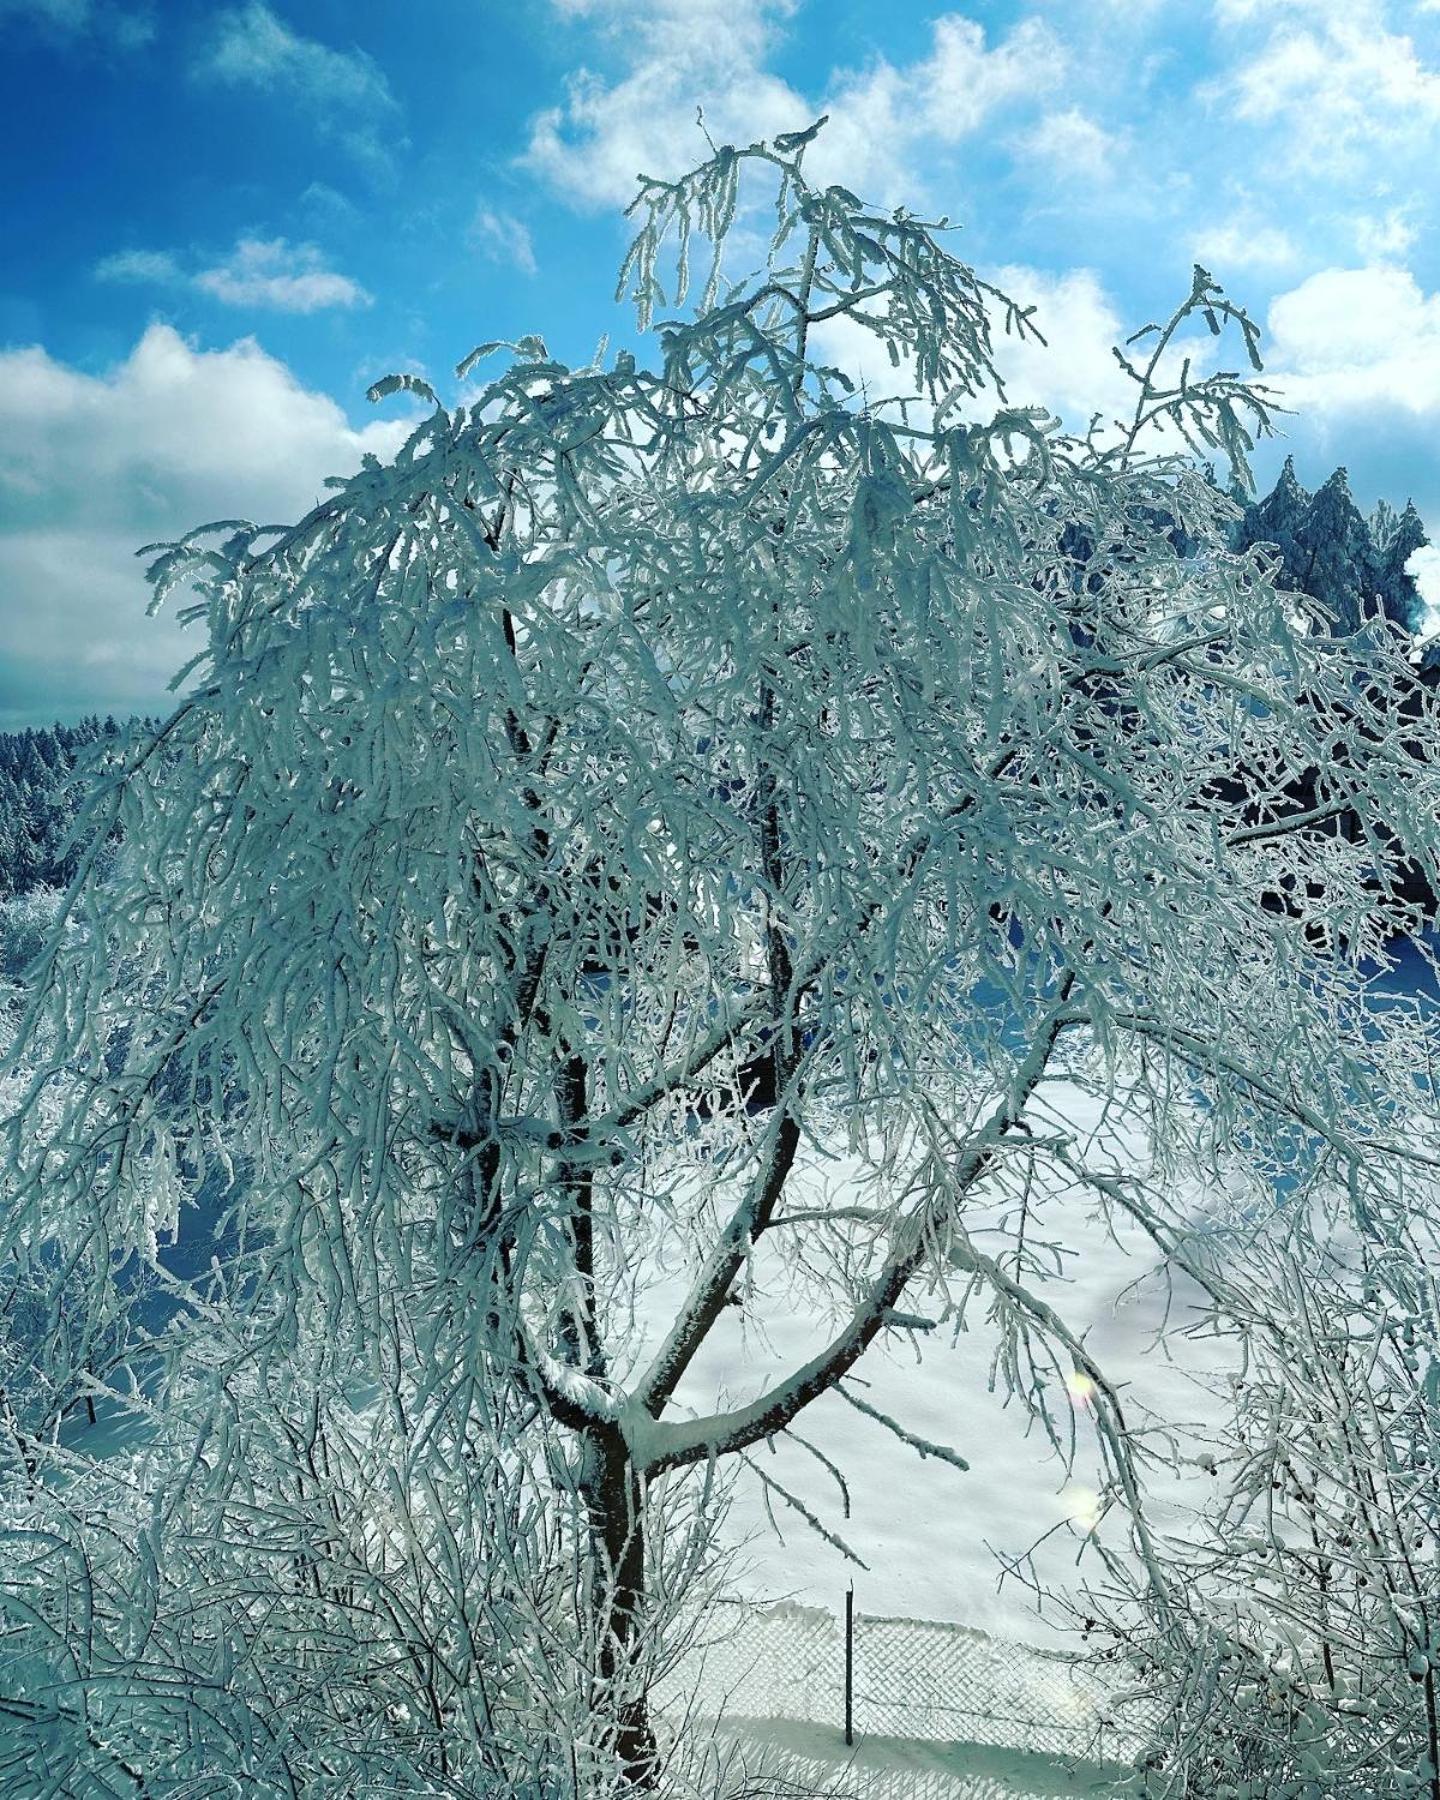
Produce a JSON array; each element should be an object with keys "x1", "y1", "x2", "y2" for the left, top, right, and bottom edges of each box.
[
  {"x1": 522, "y1": 5, "x2": 1064, "y2": 210},
  {"x1": 985, "y1": 265, "x2": 1137, "y2": 430},
  {"x1": 0, "y1": 326, "x2": 411, "y2": 722},
  {"x1": 1355, "y1": 206, "x2": 1421, "y2": 260},
  {"x1": 192, "y1": 3, "x2": 401, "y2": 177},
  {"x1": 1191, "y1": 219, "x2": 1299, "y2": 275},
  {"x1": 1214, "y1": 0, "x2": 1364, "y2": 20},
  {"x1": 95, "y1": 237, "x2": 370, "y2": 313},
  {"x1": 810, "y1": 17, "x2": 1066, "y2": 202},
  {"x1": 470, "y1": 207, "x2": 538, "y2": 277},
  {"x1": 196, "y1": 0, "x2": 386, "y2": 105},
  {"x1": 523, "y1": 0, "x2": 803, "y2": 210},
  {"x1": 194, "y1": 238, "x2": 371, "y2": 312},
  {"x1": 906, "y1": 16, "x2": 1063, "y2": 143},
  {"x1": 1219, "y1": 16, "x2": 1440, "y2": 165},
  {"x1": 1265, "y1": 265, "x2": 1440, "y2": 415},
  {"x1": 1409, "y1": 544, "x2": 1440, "y2": 637},
  {"x1": 1013, "y1": 107, "x2": 1120, "y2": 183},
  {"x1": 94, "y1": 247, "x2": 183, "y2": 285}
]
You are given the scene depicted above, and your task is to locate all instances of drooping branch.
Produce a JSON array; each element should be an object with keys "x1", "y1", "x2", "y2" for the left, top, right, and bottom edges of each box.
[
  {"x1": 836, "y1": 1382, "x2": 971, "y2": 1474},
  {"x1": 735, "y1": 1447, "x2": 868, "y2": 1570},
  {"x1": 629, "y1": 993, "x2": 1079, "y2": 1474}
]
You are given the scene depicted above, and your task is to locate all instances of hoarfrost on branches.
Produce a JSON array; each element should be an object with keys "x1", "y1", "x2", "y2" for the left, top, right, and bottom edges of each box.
[{"x1": 7, "y1": 125, "x2": 1440, "y2": 1789}]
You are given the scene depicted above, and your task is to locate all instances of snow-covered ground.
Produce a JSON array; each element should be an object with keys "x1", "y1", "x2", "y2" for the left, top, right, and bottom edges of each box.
[{"x1": 714, "y1": 1717, "x2": 1123, "y2": 1800}]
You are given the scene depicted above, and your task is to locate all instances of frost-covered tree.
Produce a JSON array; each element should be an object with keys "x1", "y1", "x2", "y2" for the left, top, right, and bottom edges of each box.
[
  {"x1": 8, "y1": 128, "x2": 1440, "y2": 1790},
  {"x1": 0, "y1": 716, "x2": 128, "y2": 899},
  {"x1": 1375, "y1": 498, "x2": 1431, "y2": 634},
  {"x1": 1232, "y1": 453, "x2": 1313, "y2": 585},
  {"x1": 1231, "y1": 461, "x2": 1431, "y2": 640},
  {"x1": 1090, "y1": 1201, "x2": 1440, "y2": 1798}
]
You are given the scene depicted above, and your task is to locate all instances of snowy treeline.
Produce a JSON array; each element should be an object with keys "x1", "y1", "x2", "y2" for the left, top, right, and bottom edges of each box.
[
  {"x1": 1231, "y1": 457, "x2": 1430, "y2": 640},
  {"x1": 0, "y1": 716, "x2": 129, "y2": 900}
]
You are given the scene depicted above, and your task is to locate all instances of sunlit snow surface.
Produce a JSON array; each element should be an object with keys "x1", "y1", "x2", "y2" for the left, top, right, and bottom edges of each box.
[
  {"x1": 635, "y1": 1080, "x2": 1240, "y2": 1650},
  {"x1": 714, "y1": 1717, "x2": 1120, "y2": 1799}
]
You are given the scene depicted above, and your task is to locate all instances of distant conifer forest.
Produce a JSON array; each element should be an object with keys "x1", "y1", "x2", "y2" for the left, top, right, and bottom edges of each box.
[{"x1": 0, "y1": 715, "x2": 127, "y2": 899}]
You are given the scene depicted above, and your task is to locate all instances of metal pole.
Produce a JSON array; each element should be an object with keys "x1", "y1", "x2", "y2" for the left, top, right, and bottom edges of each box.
[{"x1": 844, "y1": 1583, "x2": 854, "y2": 1747}]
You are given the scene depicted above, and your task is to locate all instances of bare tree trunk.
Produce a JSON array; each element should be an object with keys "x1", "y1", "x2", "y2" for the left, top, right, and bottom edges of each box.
[{"x1": 585, "y1": 1426, "x2": 658, "y2": 1789}]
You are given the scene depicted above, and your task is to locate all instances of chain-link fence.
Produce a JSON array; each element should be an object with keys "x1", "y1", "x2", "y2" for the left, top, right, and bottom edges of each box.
[{"x1": 659, "y1": 1597, "x2": 1152, "y2": 1769}]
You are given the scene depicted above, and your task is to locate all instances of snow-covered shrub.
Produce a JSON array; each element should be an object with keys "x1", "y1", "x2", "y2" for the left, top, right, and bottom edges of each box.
[{"x1": 0, "y1": 1306, "x2": 733, "y2": 1795}]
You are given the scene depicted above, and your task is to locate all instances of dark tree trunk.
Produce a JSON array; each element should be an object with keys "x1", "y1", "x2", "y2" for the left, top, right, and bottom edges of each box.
[{"x1": 586, "y1": 1425, "x2": 658, "y2": 1790}]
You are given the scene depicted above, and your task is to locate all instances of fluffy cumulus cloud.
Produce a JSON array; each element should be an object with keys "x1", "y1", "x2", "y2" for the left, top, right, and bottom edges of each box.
[
  {"x1": 0, "y1": 327, "x2": 412, "y2": 724},
  {"x1": 191, "y1": 2, "x2": 403, "y2": 178},
  {"x1": 523, "y1": 2, "x2": 1065, "y2": 209},
  {"x1": 983, "y1": 265, "x2": 1138, "y2": 430},
  {"x1": 1213, "y1": 3, "x2": 1440, "y2": 168},
  {"x1": 1266, "y1": 265, "x2": 1440, "y2": 416},
  {"x1": 1260, "y1": 263, "x2": 1440, "y2": 550},
  {"x1": 522, "y1": 0, "x2": 804, "y2": 209},
  {"x1": 97, "y1": 237, "x2": 370, "y2": 313}
]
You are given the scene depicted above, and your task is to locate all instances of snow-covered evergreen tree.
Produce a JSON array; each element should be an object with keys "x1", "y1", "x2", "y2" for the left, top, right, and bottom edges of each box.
[
  {"x1": 1233, "y1": 463, "x2": 1430, "y2": 638},
  {"x1": 1232, "y1": 454, "x2": 1312, "y2": 587},
  {"x1": 1376, "y1": 498, "x2": 1431, "y2": 634},
  {"x1": 1299, "y1": 467, "x2": 1381, "y2": 636},
  {"x1": 0, "y1": 716, "x2": 129, "y2": 899}
]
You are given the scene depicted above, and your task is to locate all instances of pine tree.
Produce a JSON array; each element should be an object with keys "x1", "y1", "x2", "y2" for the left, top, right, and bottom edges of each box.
[
  {"x1": 1232, "y1": 453, "x2": 1312, "y2": 586},
  {"x1": 1375, "y1": 498, "x2": 1430, "y2": 633},
  {"x1": 1297, "y1": 467, "x2": 1381, "y2": 635}
]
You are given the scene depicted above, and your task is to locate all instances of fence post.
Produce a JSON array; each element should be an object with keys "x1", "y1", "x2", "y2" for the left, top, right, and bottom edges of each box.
[{"x1": 844, "y1": 1584, "x2": 854, "y2": 1747}]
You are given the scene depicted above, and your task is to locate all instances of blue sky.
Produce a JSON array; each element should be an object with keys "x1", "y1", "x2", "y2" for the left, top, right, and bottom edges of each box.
[{"x1": 3, "y1": 0, "x2": 1440, "y2": 723}]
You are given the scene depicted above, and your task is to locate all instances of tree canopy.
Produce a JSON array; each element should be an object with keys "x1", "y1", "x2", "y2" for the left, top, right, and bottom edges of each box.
[{"x1": 6, "y1": 129, "x2": 1440, "y2": 1794}]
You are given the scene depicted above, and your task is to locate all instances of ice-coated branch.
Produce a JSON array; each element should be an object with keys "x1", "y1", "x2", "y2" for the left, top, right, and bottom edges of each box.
[
  {"x1": 835, "y1": 1382, "x2": 971, "y2": 1475},
  {"x1": 736, "y1": 1447, "x2": 869, "y2": 1570},
  {"x1": 631, "y1": 994, "x2": 1079, "y2": 1474}
]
